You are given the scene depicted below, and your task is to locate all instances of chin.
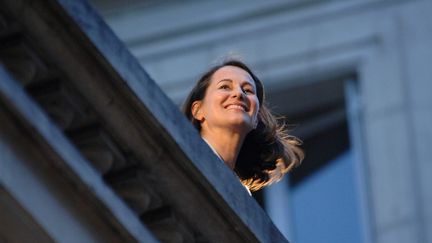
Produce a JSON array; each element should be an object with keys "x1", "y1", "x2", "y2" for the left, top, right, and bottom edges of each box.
[{"x1": 226, "y1": 120, "x2": 253, "y2": 133}]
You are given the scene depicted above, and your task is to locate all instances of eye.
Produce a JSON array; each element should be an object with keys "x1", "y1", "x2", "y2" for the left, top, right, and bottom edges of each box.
[
  {"x1": 219, "y1": 84, "x2": 230, "y2": 90},
  {"x1": 243, "y1": 87, "x2": 255, "y2": 94}
]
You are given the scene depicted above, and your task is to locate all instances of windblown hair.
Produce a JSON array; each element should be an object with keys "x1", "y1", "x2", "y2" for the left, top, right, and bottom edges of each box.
[{"x1": 183, "y1": 59, "x2": 303, "y2": 191}]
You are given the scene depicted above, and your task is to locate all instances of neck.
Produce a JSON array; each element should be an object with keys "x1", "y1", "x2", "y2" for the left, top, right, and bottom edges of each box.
[{"x1": 201, "y1": 127, "x2": 246, "y2": 170}]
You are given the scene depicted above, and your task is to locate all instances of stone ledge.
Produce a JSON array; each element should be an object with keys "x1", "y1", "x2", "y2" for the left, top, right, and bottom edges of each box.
[
  {"x1": 0, "y1": 66, "x2": 159, "y2": 242},
  {"x1": 0, "y1": 0, "x2": 288, "y2": 242}
]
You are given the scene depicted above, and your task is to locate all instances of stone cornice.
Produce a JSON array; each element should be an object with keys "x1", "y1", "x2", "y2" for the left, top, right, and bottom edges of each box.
[{"x1": 0, "y1": 0, "x2": 287, "y2": 242}]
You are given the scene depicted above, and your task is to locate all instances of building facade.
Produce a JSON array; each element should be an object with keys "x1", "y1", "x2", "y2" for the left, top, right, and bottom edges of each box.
[
  {"x1": 90, "y1": 1, "x2": 432, "y2": 242},
  {"x1": 0, "y1": 0, "x2": 286, "y2": 242}
]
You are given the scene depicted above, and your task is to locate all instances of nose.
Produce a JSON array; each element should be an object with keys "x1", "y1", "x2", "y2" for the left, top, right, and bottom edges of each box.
[{"x1": 231, "y1": 85, "x2": 245, "y2": 99}]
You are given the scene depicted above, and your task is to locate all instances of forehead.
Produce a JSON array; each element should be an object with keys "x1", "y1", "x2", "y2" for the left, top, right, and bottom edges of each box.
[{"x1": 210, "y1": 65, "x2": 255, "y2": 85}]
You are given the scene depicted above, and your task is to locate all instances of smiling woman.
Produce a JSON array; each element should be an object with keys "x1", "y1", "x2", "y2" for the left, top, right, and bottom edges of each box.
[{"x1": 183, "y1": 59, "x2": 304, "y2": 193}]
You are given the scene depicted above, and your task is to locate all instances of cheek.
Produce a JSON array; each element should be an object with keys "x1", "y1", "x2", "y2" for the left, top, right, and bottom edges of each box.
[
  {"x1": 210, "y1": 92, "x2": 228, "y2": 106},
  {"x1": 251, "y1": 98, "x2": 259, "y2": 114},
  {"x1": 202, "y1": 93, "x2": 223, "y2": 113}
]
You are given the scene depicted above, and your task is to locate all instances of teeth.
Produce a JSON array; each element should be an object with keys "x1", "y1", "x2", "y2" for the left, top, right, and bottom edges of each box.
[{"x1": 227, "y1": 105, "x2": 245, "y2": 111}]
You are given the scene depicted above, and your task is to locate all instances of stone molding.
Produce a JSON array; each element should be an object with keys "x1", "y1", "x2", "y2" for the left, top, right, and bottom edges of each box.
[{"x1": 0, "y1": 0, "x2": 288, "y2": 242}]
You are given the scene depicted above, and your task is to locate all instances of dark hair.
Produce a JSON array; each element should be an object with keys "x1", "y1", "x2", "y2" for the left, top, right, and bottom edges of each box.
[{"x1": 183, "y1": 59, "x2": 303, "y2": 191}]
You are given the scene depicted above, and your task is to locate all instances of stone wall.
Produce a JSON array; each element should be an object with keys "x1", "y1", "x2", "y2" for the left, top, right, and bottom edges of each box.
[
  {"x1": 0, "y1": 0, "x2": 287, "y2": 242},
  {"x1": 93, "y1": 0, "x2": 432, "y2": 242}
]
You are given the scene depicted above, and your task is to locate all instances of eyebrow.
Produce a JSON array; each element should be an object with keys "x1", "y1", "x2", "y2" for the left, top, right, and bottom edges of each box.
[{"x1": 217, "y1": 79, "x2": 255, "y2": 87}]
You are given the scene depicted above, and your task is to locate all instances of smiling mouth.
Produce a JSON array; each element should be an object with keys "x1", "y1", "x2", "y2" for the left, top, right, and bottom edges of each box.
[{"x1": 226, "y1": 104, "x2": 248, "y2": 111}]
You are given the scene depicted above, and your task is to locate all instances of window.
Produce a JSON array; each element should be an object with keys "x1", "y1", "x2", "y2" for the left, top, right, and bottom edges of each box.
[{"x1": 263, "y1": 77, "x2": 369, "y2": 243}]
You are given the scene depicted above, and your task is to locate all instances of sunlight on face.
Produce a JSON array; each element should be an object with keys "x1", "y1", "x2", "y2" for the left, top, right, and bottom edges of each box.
[{"x1": 194, "y1": 65, "x2": 260, "y2": 135}]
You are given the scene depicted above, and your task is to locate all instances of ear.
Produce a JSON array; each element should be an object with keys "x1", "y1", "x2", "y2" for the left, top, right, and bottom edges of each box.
[{"x1": 191, "y1": 101, "x2": 204, "y2": 121}]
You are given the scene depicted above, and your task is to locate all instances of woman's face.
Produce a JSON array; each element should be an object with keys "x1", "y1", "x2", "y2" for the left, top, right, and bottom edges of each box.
[{"x1": 192, "y1": 65, "x2": 260, "y2": 134}]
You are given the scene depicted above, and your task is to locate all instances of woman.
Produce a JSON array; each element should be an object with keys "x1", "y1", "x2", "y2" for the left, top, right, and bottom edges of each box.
[{"x1": 183, "y1": 59, "x2": 303, "y2": 192}]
